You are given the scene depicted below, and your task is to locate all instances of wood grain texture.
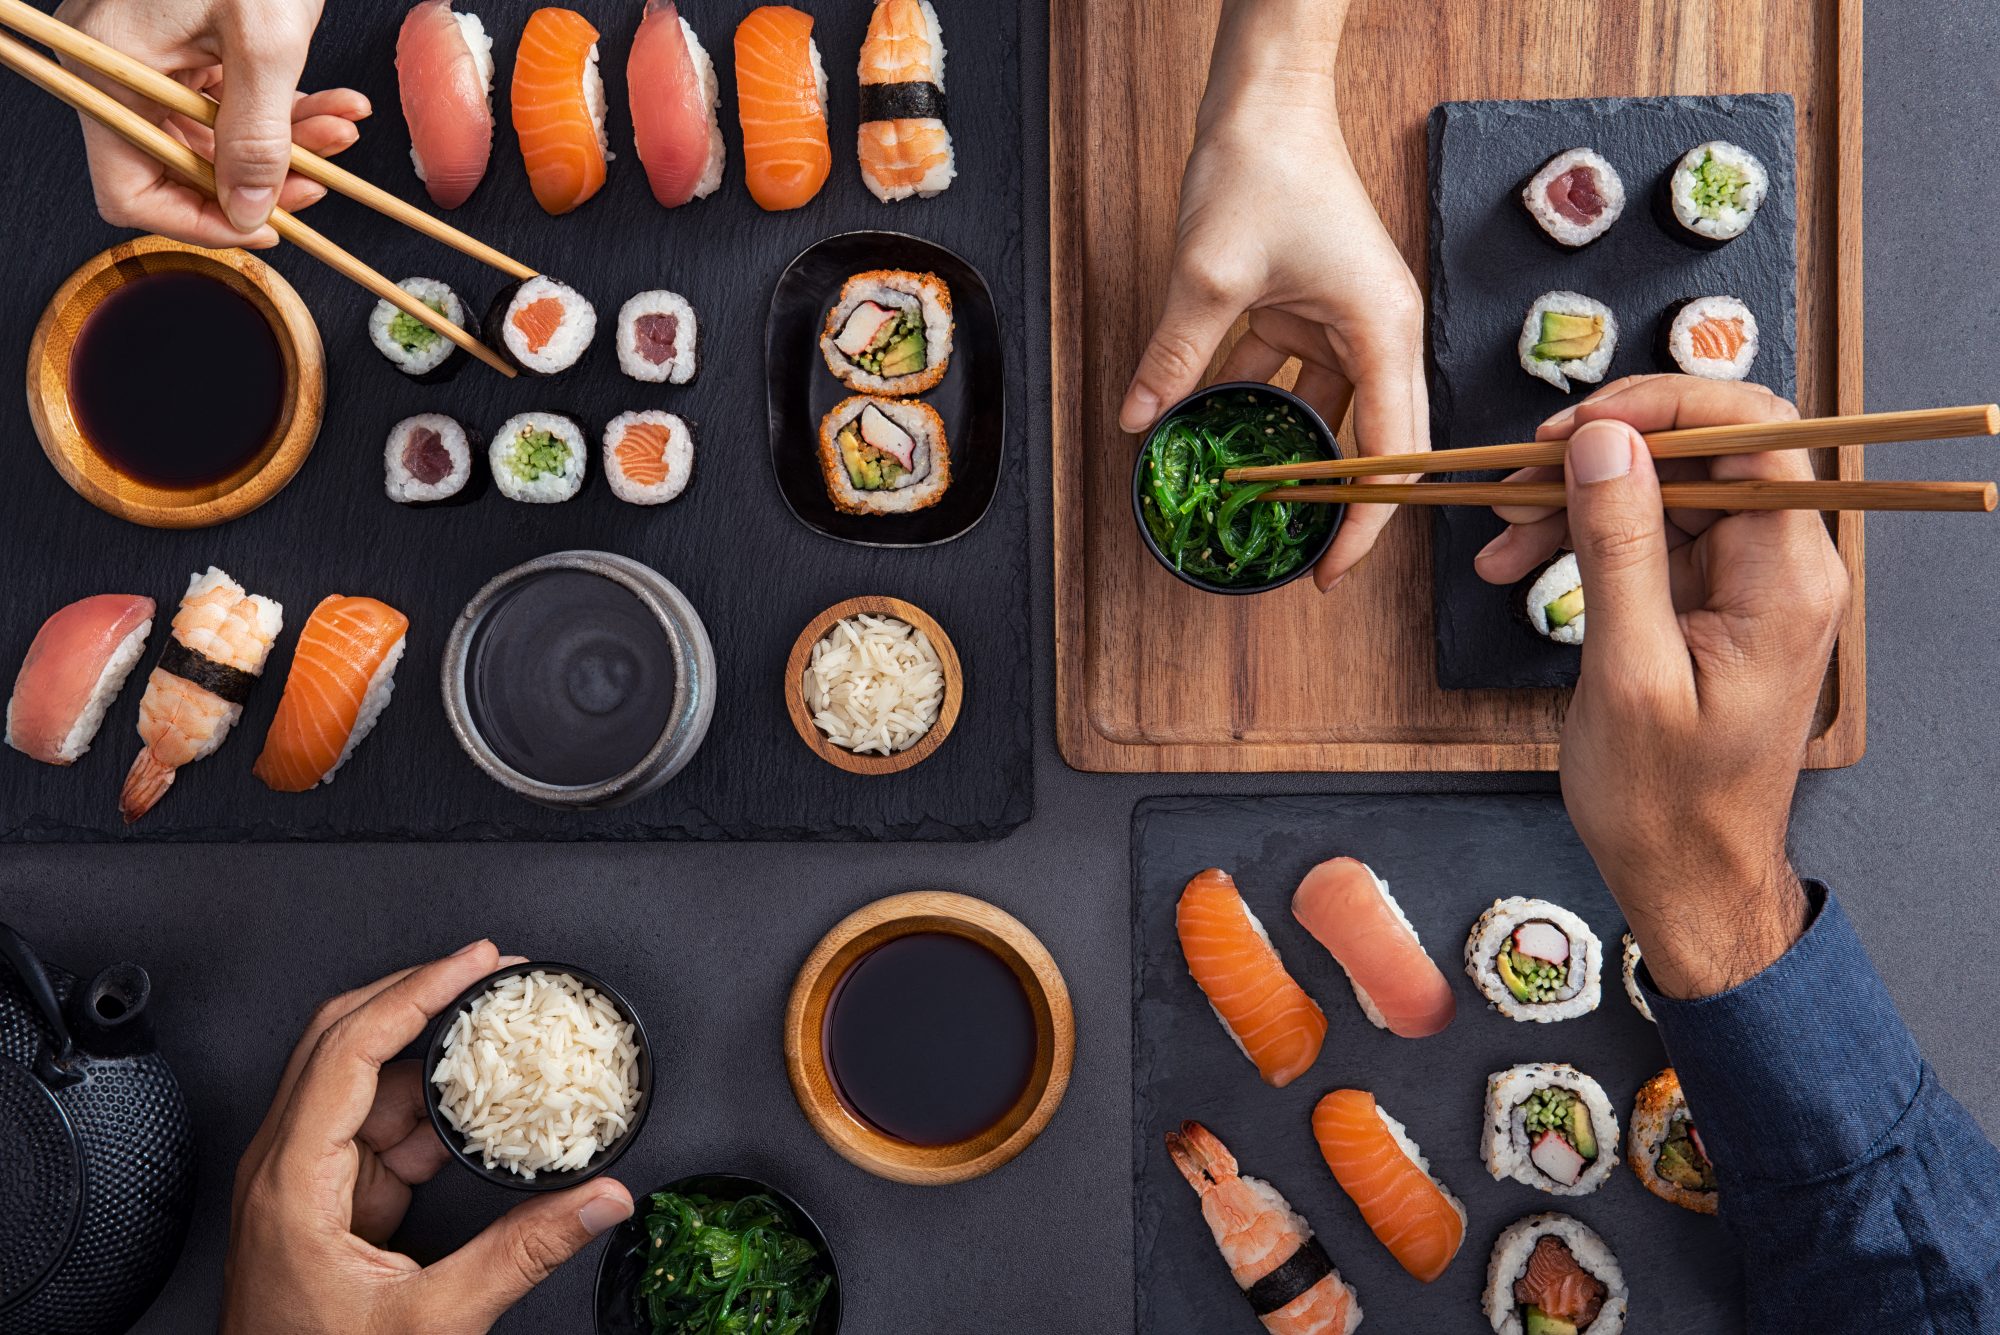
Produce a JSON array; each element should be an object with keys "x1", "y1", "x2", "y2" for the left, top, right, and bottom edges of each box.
[
  {"x1": 783, "y1": 891, "x2": 1075, "y2": 1187},
  {"x1": 784, "y1": 595, "x2": 964, "y2": 775},
  {"x1": 1051, "y1": 0, "x2": 1865, "y2": 772}
]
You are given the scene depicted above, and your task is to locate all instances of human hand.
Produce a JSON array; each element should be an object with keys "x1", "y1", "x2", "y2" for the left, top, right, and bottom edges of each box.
[
  {"x1": 222, "y1": 941, "x2": 634, "y2": 1335},
  {"x1": 1119, "y1": 0, "x2": 1426, "y2": 591},
  {"x1": 54, "y1": 0, "x2": 368, "y2": 246},
  {"x1": 1475, "y1": 376, "x2": 1849, "y2": 999}
]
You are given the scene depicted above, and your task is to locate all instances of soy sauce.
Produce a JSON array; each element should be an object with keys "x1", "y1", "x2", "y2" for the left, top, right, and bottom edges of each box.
[
  {"x1": 823, "y1": 932, "x2": 1037, "y2": 1147},
  {"x1": 67, "y1": 270, "x2": 285, "y2": 488}
]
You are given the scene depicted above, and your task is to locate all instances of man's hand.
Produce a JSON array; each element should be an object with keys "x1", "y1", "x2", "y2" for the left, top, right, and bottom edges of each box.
[
  {"x1": 222, "y1": 942, "x2": 634, "y2": 1335},
  {"x1": 1477, "y1": 376, "x2": 1850, "y2": 998}
]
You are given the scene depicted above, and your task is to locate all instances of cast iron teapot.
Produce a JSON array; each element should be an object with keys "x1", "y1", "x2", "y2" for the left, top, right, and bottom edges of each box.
[{"x1": 0, "y1": 922, "x2": 195, "y2": 1335}]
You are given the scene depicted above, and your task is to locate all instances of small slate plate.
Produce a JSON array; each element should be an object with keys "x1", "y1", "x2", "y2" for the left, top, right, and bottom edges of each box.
[
  {"x1": 767, "y1": 232, "x2": 1004, "y2": 548},
  {"x1": 1427, "y1": 94, "x2": 1799, "y2": 689},
  {"x1": 1131, "y1": 793, "x2": 1743, "y2": 1333}
]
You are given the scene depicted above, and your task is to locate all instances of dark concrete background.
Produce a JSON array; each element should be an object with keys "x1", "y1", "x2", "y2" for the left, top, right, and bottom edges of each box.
[{"x1": 3, "y1": 2, "x2": 1996, "y2": 1332}]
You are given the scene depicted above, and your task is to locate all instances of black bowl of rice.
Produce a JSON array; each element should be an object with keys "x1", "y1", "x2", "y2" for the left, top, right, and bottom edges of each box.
[{"x1": 423, "y1": 962, "x2": 653, "y2": 1192}]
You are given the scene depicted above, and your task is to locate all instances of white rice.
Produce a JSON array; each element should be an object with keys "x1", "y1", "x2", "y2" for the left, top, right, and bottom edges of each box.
[
  {"x1": 384, "y1": 413, "x2": 472, "y2": 504},
  {"x1": 679, "y1": 16, "x2": 725, "y2": 199},
  {"x1": 490, "y1": 412, "x2": 585, "y2": 503},
  {"x1": 430, "y1": 969, "x2": 641, "y2": 1181},
  {"x1": 1464, "y1": 896, "x2": 1601, "y2": 1021},
  {"x1": 368, "y1": 277, "x2": 466, "y2": 377},
  {"x1": 583, "y1": 43, "x2": 612, "y2": 162},
  {"x1": 1481, "y1": 1063, "x2": 1621, "y2": 1197},
  {"x1": 1668, "y1": 139, "x2": 1768, "y2": 242},
  {"x1": 1518, "y1": 291, "x2": 1617, "y2": 393},
  {"x1": 804, "y1": 613, "x2": 944, "y2": 755},
  {"x1": 615, "y1": 290, "x2": 699, "y2": 383},
  {"x1": 1524, "y1": 552, "x2": 1585, "y2": 645},
  {"x1": 409, "y1": 11, "x2": 494, "y2": 184},
  {"x1": 603, "y1": 411, "x2": 694, "y2": 505},
  {"x1": 500, "y1": 275, "x2": 597, "y2": 375},
  {"x1": 1484, "y1": 1213, "x2": 1627, "y2": 1335},
  {"x1": 1621, "y1": 933, "x2": 1654, "y2": 1023},
  {"x1": 1666, "y1": 295, "x2": 1759, "y2": 380},
  {"x1": 1519, "y1": 147, "x2": 1625, "y2": 247},
  {"x1": 6, "y1": 617, "x2": 151, "y2": 764}
]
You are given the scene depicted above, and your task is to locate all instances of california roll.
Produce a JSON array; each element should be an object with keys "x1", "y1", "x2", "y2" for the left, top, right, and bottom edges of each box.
[
  {"x1": 1484, "y1": 1213, "x2": 1627, "y2": 1335},
  {"x1": 817, "y1": 395, "x2": 950, "y2": 515},
  {"x1": 1482, "y1": 1063, "x2": 1620, "y2": 1196},
  {"x1": 1628, "y1": 1069, "x2": 1717, "y2": 1214},
  {"x1": 1465, "y1": 896, "x2": 1601, "y2": 1022},
  {"x1": 820, "y1": 269, "x2": 952, "y2": 396}
]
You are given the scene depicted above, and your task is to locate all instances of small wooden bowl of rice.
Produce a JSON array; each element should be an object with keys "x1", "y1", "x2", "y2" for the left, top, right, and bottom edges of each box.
[{"x1": 785, "y1": 596, "x2": 962, "y2": 775}]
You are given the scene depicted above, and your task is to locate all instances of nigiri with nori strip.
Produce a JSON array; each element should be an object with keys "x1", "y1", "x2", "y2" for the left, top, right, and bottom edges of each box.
[
  {"x1": 512, "y1": 7, "x2": 610, "y2": 215},
  {"x1": 254, "y1": 597, "x2": 409, "y2": 792},
  {"x1": 1177, "y1": 867, "x2": 1326, "y2": 1088},
  {"x1": 396, "y1": 0, "x2": 495, "y2": 208},
  {"x1": 857, "y1": 0, "x2": 955, "y2": 202},
  {"x1": 628, "y1": 0, "x2": 725, "y2": 207},
  {"x1": 1292, "y1": 857, "x2": 1456, "y2": 1038},
  {"x1": 6, "y1": 594, "x2": 154, "y2": 766},
  {"x1": 734, "y1": 5, "x2": 830, "y2": 211},
  {"x1": 1312, "y1": 1089, "x2": 1466, "y2": 1283}
]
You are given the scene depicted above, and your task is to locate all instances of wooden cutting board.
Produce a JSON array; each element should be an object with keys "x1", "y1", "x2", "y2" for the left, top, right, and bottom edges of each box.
[{"x1": 1049, "y1": 0, "x2": 1864, "y2": 772}]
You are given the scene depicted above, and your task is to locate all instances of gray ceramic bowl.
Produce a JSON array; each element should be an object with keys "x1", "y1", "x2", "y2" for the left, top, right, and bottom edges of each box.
[{"x1": 441, "y1": 550, "x2": 716, "y2": 809}]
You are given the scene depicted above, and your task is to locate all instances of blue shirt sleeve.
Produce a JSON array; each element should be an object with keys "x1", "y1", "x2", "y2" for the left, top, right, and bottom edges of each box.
[{"x1": 1643, "y1": 883, "x2": 2000, "y2": 1332}]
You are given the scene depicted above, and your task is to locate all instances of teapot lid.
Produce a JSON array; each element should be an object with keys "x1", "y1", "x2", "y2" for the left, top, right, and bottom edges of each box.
[{"x1": 0, "y1": 1058, "x2": 83, "y2": 1312}]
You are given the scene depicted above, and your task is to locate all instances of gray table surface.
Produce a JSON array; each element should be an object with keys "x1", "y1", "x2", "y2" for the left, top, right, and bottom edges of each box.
[{"x1": 6, "y1": 2, "x2": 1997, "y2": 1331}]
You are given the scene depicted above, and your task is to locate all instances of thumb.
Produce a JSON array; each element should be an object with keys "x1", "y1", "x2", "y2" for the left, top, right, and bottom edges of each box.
[
  {"x1": 212, "y1": 22, "x2": 312, "y2": 233},
  {"x1": 1119, "y1": 259, "x2": 1246, "y2": 433},
  {"x1": 1561, "y1": 419, "x2": 1683, "y2": 682},
  {"x1": 418, "y1": 1179, "x2": 633, "y2": 1330}
]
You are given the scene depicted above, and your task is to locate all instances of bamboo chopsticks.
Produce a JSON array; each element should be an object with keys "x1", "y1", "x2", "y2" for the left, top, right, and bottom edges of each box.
[{"x1": 1267, "y1": 480, "x2": 1998, "y2": 513}]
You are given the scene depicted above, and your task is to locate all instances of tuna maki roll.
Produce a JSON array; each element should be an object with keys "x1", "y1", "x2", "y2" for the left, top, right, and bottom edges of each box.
[
  {"x1": 1520, "y1": 552, "x2": 1585, "y2": 645},
  {"x1": 1481, "y1": 1063, "x2": 1620, "y2": 1197},
  {"x1": 615, "y1": 290, "x2": 699, "y2": 384},
  {"x1": 1662, "y1": 139, "x2": 1769, "y2": 246},
  {"x1": 1520, "y1": 148, "x2": 1625, "y2": 248},
  {"x1": 1662, "y1": 295, "x2": 1759, "y2": 381},
  {"x1": 1519, "y1": 292, "x2": 1616, "y2": 393},
  {"x1": 368, "y1": 276, "x2": 467, "y2": 378},
  {"x1": 819, "y1": 269, "x2": 953, "y2": 396},
  {"x1": 492, "y1": 275, "x2": 596, "y2": 375},
  {"x1": 490, "y1": 412, "x2": 586, "y2": 502},
  {"x1": 384, "y1": 413, "x2": 472, "y2": 504},
  {"x1": 1484, "y1": 1213, "x2": 1627, "y2": 1335},
  {"x1": 817, "y1": 395, "x2": 951, "y2": 515},
  {"x1": 1465, "y1": 895, "x2": 1602, "y2": 1022},
  {"x1": 603, "y1": 410, "x2": 694, "y2": 504},
  {"x1": 1628, "y1": 1069, "x2": 1717, "y2": 1214}
]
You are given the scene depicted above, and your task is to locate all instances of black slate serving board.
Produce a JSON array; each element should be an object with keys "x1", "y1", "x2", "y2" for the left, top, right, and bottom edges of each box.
[
  {"x1": 1427, "y1": 94, "x2": 1798, "y2": 689},
  {"x1": 1132, "y1": 794, "x2": 1742, "y2": 1333},
  {"x1": 0, "y1": 0, "x2": 1030, "y2": 841}
]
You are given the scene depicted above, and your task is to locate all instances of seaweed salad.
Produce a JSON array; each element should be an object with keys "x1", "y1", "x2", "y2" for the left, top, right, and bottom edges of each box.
[
  {"x1": 1138, "y1": 388, "x2": 1336, "y2": 588},
  {"x1": 635, "y1": 1190, "x2": 832, "y2": 1335}
]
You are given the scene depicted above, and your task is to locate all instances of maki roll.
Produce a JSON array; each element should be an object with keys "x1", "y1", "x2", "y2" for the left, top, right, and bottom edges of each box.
[
  {"x1": 384, "y1": 413, "x2": 473, "y2": 504},
  {"x1": 615, "y1": 290, "x2": 699, "y2": 383},
  {"x1": 1519, "y1": 553, "x2": 1585, "y2": 645},
  {"x1": 1484, "y1": 1213, "x2": 1627, "y2": 1335},
  {"x1": 817, "y1": 395, "x2": 950, "y2": 515},
  {"x1": 1620, "y1": 933, "x2": 1653, "y2": 1023},
  {"x1": 368, "y1": 276, "x2": 467, "y2": 378},
  {"x1": 493, "y1": 275, "x2": 597, "y2": 375},
  {"x1": 1662, "y1": 295, "x2": 1759, "y2": 381},
  {"x1": 1481, "y1": 1063, "x2": 1620, "y2": 1196},
  {"x1": 490, "y1": 412, "x2": 586, "y2": 503},
  {"x1": 819, "y1": 269, "x2": 952, "y2": 395},
  {"x1": 1518, "y1": 292, "x2": 1615, "y2": 393},
  {"x1": 1520, "y1": 148, "x2": 1625, "y2": 248},
  {"x1": 603, "y1": 410, "x2": 694, "y2": 504},
  {"x1": 1465, "y1": 896, "x2": 1601, "y2": 1022},
  {"x1": 1662, "y1": 140, "x2": 1768, "y2": 246},
  {"x1": 1628, "y1": 1069, "x2": 1718, "y2": 1214}
]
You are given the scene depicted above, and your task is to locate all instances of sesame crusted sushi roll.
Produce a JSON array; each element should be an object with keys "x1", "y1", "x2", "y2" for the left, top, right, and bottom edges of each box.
[
  {"x1": 384, "y1": 414, "x2": 473, "y2": 504},
  {"x1": 1520, "y1": 148, "x2": 1625, "y2": 248},
  {"x1": 603, "y1": 410, "x2": 693, "y2": 504},
  {"x1": 492, "y1": 274, "x2": 597, "y2": 375},
  {"x1": 1662, "y1": 140, "x2": 1769, "y2": 246},
  {"x1": 1628, "y1": 1069, "x2": 1717, "y2": 1214},
  {"x1": 1662, "y1": 295, "x2": 1759, "y2": 381},
  {"x1": 368, "y1": 277, "x2": 468, "y2": 379},
  {"x1": 1465, "y1": 896, "x2": 1601, "y2": 1022},
  {"x1": 1482, "y1": 1064, "x2": 1620, "y2": 1197},
  {"x1": 1620, "y1": 933, "x2": 1654, "y2": 1024},
  {"x1": 615, "y1": 290, "x2": 699, "y2": 383},
  {"x1": 1519, "y1": 552, "x2": 1585, "y2": 646},
  {"x1": 819, "y1": 269, "x2": 952, "y2": 395},
  {"x1": 1484, "y1": 1213, "x2": 1627, "y2": 1335},
  {"x1": 490, "y1": 411, "x2": 585, "y2": 502},
  {"x1": 1519, "y1": 292, "x2": 1616, "y2": 393},
  {"x1": 817, "y1": 395, "x2": 950, "y2": 515}
]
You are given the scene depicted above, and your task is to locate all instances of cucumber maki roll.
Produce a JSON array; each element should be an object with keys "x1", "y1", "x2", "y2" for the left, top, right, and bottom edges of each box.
[
  {"x1": 1518, "y1": 292, "x2": 1616, "y2": 393},
  {"x1": 1465, "y1": 895, "x2": 1602, "y2": 1022},
  {"x1": 1481, "y1": 1063, "x2": 1621, "y2": 1197},
  {"x1": 1662, "y1": 139, "x2": 1769, "y2": 246},
  {"x1": 368, "y1": 277, "x2": 467, "y2": 379},
  {"x1": 489, "y1": 412, "x2": 586, "y2": 503}
]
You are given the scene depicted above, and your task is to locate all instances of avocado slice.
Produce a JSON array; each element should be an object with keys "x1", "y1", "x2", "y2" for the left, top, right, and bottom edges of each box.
[
  {"x1": 1539, "y1": 311, "x2": 1600, "y2": 342},
  {"x1": 1497, "y1": 950, "x2": 1534, "y2": 1002},
  {"x1": 1524, "y1": 1308, "x2": 1579, "y2": 1335},
  {"x1": 1566, "y1": 1101, "x2": 1599, "y2": 1160},
  {"x1": 878, "y1": 329, "x2": 928, "y2": 377},
  {"x1": 1545, "y1": 587, "x2": 1585, "y2": 628},
  {"x1": 838, "y1": 424, "x2": 904, "y2": 491}
]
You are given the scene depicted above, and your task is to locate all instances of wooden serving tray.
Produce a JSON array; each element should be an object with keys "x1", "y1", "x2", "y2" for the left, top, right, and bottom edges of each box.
[{"x1": 1050, "y1": 0, "x2": 1864, "y2": 772}]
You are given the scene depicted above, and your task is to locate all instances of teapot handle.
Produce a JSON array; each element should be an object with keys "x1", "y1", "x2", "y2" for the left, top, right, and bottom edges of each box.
[{"x1": 0, "y1": 921, "x2": 82, "y2": 1087}]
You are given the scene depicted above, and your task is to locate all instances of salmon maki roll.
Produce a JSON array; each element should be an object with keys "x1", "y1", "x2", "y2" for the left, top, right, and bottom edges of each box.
[
  {"x1": 603, "y1": 411, "x2": 694, "y2": 505},
  {"x1": 1662, "y1": 295, "x2": 1759, "y2": 381},
  {"x1": 1291, "y1": 857, "x2": 1456, "y2": 1039},
  {"x1": 734, "y1": 5, "x2": 830, "y2": 211},
  {"x1": 1484, "y1": 1213, "x2": 1627, "y2": 1335},
  {"x1": 253, "y1": 597, "x2": 409, "y2": 792},
  {"x1": 1311, "y1": 1089, "x2": 1466, "y2": 1283},
  {"x1": 512, "y1": 7, "x2": 610, "y2": 215},
  {"x1": 856, "y1": 0, "x2": 955, "y2": 202},
  {"x1": 1177, "y1": 868, "x2": 1326, "y2": 1088}
]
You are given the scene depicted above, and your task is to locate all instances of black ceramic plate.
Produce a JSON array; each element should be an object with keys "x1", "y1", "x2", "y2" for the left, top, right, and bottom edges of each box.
[{"x1": 766, "y1": 231, "x2": 1005, "y2": 547}]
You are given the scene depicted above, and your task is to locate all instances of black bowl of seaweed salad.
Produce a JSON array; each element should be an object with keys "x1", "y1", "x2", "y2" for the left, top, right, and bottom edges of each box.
[
  {"x1": 594, "y1": 1173, "x2": 840, "y2": 1335},
  {"x1": 1133, "y1": 382, "x2": 1343, "y2": 594}
]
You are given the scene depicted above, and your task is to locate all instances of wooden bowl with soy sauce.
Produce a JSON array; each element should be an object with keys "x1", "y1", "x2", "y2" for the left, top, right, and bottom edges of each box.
[{"x1": 784, "y1": 892, "x2": 1074, "y2": 1186}]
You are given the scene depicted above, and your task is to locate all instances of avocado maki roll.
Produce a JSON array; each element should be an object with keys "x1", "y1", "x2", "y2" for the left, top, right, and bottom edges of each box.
[
  {"x1": 1465, "y1": 896, "x2": 1602, "y2": 1022},
  {"x1": 1520, "y1": 147, "x2": 1625, "y2": 248},
  {"x1": 1518, "y1": 292, "x2": 1616, "y2": 393},
  {"x1": 1628, "y1": 1069, "x2": 1718, "y2": 1214},
  {"x1": 1482, "y1": 1063, "x2": 1621, "y2": 1197},
  {"x1": 1484, "y1": 1212, "x2": 1628, "y2": 1335},
  {"x1": 1519, "y1": 552, "x2": 1585, "y2": 645},
  {"x1": 368, "y1": 277, "x2": 468, "y2": 379},
  {"x1": 819, "y1": 270, "x2": 953, "y2": 396},
  {"x1": 1662, "y1": 140, "x2": 1768, "y2": 246},
  {"x1": 817, "y1": 395, "x2": 950, "y2": 515}
]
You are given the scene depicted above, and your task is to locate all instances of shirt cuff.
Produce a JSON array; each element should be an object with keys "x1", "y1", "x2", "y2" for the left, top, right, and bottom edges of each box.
[{"x1": 1643, "y1": 882, "x2": 1922, "y2": 1184}]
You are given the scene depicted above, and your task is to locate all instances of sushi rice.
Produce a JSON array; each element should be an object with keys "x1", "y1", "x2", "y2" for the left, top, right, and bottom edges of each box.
[
  {"x1": 1518, "y1": 291, "x2": 1617, "y2": 393},
  {"x1": 1666, "y1": 139, "x2": 1768, "y2": 244},
  {"x1": 369, "y1": 277, "x2": 467, "y2": 377},
  {"x1": 490, "y1": 412, "x2": 586, "y2": 503},
  {"x1": 677, "y1": 16, "x2": 726, "y2": 199},
  {"x1": 1464, "y1": 896, "x2": 1602, "y2": 1022},
  {"x1": 384, "y1": 413, "x2": 473, "y2": 504},
  {"x1": 603, "y1": 410, "x2": 694, "y2": 505},
  {"x1": 1621, "y1": 933, "x2": 1654, "y2": 1023},
  {"x1": 1484, "y1": 1213, "x2": 1628, "y2": 1335},
  {"x1": 615, "y1": 290, "x2": 699, "y2": 383},
  {"x1": 1482, "y1": 1063, "x2": 1621, "y2": 1197}
]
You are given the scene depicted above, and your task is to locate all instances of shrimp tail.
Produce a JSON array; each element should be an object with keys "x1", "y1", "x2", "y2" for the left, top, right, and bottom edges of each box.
[
  {"x1": 1166, "y1": 1119, "x2": 1236, "y2": 1191},
  {"x1": 120, "y1": 749, "x2": 176, "y2": 824}
]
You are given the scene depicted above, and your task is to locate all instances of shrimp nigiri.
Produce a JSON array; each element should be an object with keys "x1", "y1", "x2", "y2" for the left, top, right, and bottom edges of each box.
[
  {"x1": 856, "y1": 0, "x2": 955, "y2": 201},
  {"x1": 1311, "y1": 1089, "x2": 1467, "y2": 1283},
  {"x1": 253, "y1": 596, "x2": 409, "y2": 792},
  {"x1": 734, "y1": 5, "x2": 830, "y2": 211},
  {"x1": 628, "y1": 0, "x2": 724, "y2": 207},
  {"x1": 512, "y1": 7, "x2": 609, "y2": 215},
  {"x1": 1177, "y1": 867, "x2": 1326, "y2": 1088},
  {"x1": 1291, "y1": 857, "x2": 1456, "y2": 1038},
  {"x1": 396, "y1": 0, "x2": 495, "y2": 208}
]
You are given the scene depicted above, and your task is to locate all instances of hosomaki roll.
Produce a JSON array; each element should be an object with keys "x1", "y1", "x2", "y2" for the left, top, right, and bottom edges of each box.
[
  {"x1": 369, "y1": 276, "x2": 468, "y2": 379},
  {"x1": 1662, "y1": 295, "x2": 1759, "y2": 381},
  {"x1": 603, "y1": 410, "x2": 693, "y2": 504},
  {"x1": 384, "y1": 413, "x2": 473, "y2": 504},
  {"x1": 1520, "y1": 147, "x2": 1624, "y2": 248},
  {"x1": 492, "y1": 275, "x2": 597, "y2": 375},
  {"x1": 1482, "y1": 1063, "x2": 1620, "y2": 1197},
  {"x1": 1484, "y1": 1213, "x2": 1627, "y2": 1335},
  {"x1": 1518, "y1": 291, "x2": 1616, "y2": 393},
  {"x1": 615, "y1": 289, "x2": 698, "y2": 383},
  {"x1": 819, "y1": 269, "x2": 953, "y2": 396},
  {"x1": 1662, "y1": 139, "x2": 1768, "y2": 246},
  {"x1": 1465, "y1": 896, "x2": 1602, "y2": 1021},
  {"x1": 1518, "y1": 553, "x2": 1585, "y2": 646},
  {"x1": 817, "y1": 395, "x2": 950, "y2": 516},
  {"x1": 490, "y1": 412, "x2": 586, "y2": 502},
  {"x1": 1628, "y1": 1068, "x2": 1718, "y2": 1214}
]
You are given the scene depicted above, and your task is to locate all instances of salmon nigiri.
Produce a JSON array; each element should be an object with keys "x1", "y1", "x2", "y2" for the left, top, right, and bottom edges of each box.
[
  {"x1": 1177, "y1": 868, "x2": 1326, "y2": 1088},
  {"x1": 512, "y1": 7, "x2": 609, "y2": 215},
  {"x1": 1292, "y1": 857, "x2": 1456, "y2": 1039},
  {"x1": 734, "y1": 5, "x2": 831, "y2": 211},
  {"x1": 396, "y1": 0, "x2": 494, "y2": 208},
  {"x1": 253, "y1": 597, "x2": 409, "y2": 793},
  {"x1": 1312, "y1": 1089, "x2": 1466, "y2": 1283},
  {"x1": 629, "y1": 0, "x2": 724, "y2": 207}
]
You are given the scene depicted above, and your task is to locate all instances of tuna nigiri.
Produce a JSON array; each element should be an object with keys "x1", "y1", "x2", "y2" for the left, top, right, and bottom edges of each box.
[
  {"x1": 512, "y1": 7, "x2": 610, "y2": 215},
  {"x1": 1177, "y1": 868, "x2": 1326, "y2": 1088},
  {"x1": 396, "y1": 0, "x2": 495, "y2": 208},
  {"x1": 1292, "y1": 857, "x2": 1456, "y2": 1039},
  {"x1": 629, "y1": 0, "x2": 725, "y2": 207},
  {"x1": 856, "y1": 0, "x2": 955, "y2": 202},
  {"x1": 734, "y1": 5, "x2": 831, "y2": 211},
  {"x1": 253, "y1": 597, "x2": 409, "y2": 793},
  {"x1": 1311, "y1": 1089, "x2": 1466, "y2": 1283},
  {"x1": 5, "y1": 594, "x2": 154, "y2": 766}
]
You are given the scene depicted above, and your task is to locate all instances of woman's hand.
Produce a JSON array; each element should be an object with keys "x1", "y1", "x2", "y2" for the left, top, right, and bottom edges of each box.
[
  {"x1": 1478, "y1": 376, "x2": 1850, "y2": 999},
  {"x1": 54, "y1": 0, "x2": 368, "y2": 247},
  {"x1": 1121, "y1": 0, "x2": 1427, "y2": 591},
  {"x1": 222, "y1": 941, "x2": 634, "y2": 1335}
]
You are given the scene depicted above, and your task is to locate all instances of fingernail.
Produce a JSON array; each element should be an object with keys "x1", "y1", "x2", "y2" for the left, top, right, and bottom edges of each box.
[
  {"x1": 1541, "y1": 406, "x2": 1578, "y2": 435},
  {"x1": 225, "y1": 185, "x2": 274, "y2": 231},
  {"x1": 1475, "y1": 530, "x2": 1512, "y2": 563},
  {"x1": 497, "y1": 954, "x2": 530, "y2": 967},
  {"x1": 451, "y1": 939, "x2": 488, "y2": 959},
  {"x1": 1567, "y1": 419, "x2": 1632, "y2": 485},
  {"x1": 1122, "y1": 387, "x2": 1158, "y2": 434},
  {"x1": 579, "y1": 1192, "x2": 633, "y2": 1237},
  {"x1": 1317, "y1": 570, "x2": 1348, "y2": 595}
]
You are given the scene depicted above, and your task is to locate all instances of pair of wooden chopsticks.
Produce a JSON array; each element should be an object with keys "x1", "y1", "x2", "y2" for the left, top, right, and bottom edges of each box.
[
  {"x1": 1223, "y1": 405, "x2": 2000, "y2": 513},
  {"x1": 0, "y1": 0, "x2": 527, "y2": 378}
]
